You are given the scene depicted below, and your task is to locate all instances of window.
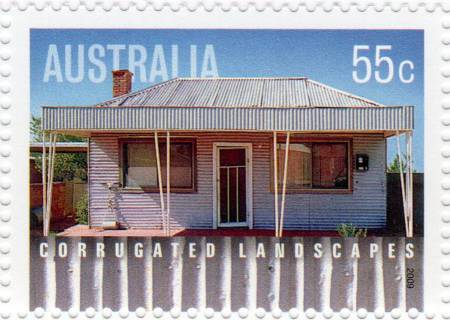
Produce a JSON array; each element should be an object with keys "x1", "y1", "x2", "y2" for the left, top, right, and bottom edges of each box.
[
  {"x1": 276, "y1": 141, "x2": 350, "y2": 191},
  {"x1": 121, "y1": 139, "x2": 195, "y2": 191}
]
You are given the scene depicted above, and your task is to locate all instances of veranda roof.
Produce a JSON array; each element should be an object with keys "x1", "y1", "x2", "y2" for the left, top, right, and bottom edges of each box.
[{"x1": 42, "y1": 77, "x2": 414, "y2": 134}]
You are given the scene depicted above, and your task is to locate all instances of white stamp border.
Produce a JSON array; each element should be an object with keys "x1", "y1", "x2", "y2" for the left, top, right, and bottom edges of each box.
[{"x1": 0, "y1": 0, "x2": 448, "y2": 318}]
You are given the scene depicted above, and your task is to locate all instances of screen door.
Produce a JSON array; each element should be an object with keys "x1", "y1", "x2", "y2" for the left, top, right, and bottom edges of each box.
[{"x1": 217, "y1": 147, "x2": 248, "y2": 226}]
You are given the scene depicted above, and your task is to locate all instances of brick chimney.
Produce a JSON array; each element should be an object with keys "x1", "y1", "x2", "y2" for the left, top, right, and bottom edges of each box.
[{"x1": 112, "y1": 70, "x2": 133, "y2": 97}]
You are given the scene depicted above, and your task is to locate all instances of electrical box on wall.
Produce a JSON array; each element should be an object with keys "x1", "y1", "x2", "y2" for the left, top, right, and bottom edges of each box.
[{"x1": 356, "y1": 154, "x2": 369, "y2": 171}]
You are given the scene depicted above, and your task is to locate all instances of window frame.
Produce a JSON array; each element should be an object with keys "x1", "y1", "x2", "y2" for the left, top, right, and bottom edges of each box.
[
  {"x1": 270, "y1": 137, "x2": 353, "y2": 194},
  {"x1": 119, "y1": 137, "x2": 197, "y2": 193}
]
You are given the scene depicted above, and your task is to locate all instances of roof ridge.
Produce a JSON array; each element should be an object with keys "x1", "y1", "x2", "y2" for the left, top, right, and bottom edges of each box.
[
  {"x1": 175, "y1": 76, "x2": 308, "y2": 80},
  {"x1": 306, "y1": 79, "x2": 384, "y2": 107}
]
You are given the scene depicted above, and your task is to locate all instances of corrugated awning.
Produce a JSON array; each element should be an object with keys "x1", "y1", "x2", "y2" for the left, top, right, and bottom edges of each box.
[{"x1": 42, "y1": 105, "x2": 413, "y2": 133}]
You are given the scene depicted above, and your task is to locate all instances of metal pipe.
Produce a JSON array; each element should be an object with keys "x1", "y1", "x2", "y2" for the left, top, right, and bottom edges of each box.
[
  {"x1": 236, "y1": 168, "x2": 239, "y2": 223},
  {"x1": 396, "y1": 131, "x2": 408, "y2": 236},
  {"x1": 407, "y1": 132, "x2": 414, "y2": 237},
  {"x1": 227, "y1": 167, "x2": 230, "y2": 223},
  {"x1": 217, "y1": 163, "x2": 221, "y2": 226},
  {"x1": 273, "y1": 132, "x2": 279, "y2": 237},
  {"x1": 49, "y1": 134, "x2": 57, "y2": 234},
  {"x1": 166, "y1": 132, "x2": 171, "y2": 236},
  {"x1": 45, "y1": 134, "x2": 57, "y2": 236},
  {"x1": 154, "y1": 131, "x2": 166, "y2": 233},
  {"x1": 405, "y1": 134, "x2": 410, "y2": 237},
  {"x1": 410, "y1": 132, "x2": 414, "y2": 236},
  {"x1": 42, "y1": 132, "x2": 47, "y2": 236},
  {"x1": 44, "y1": 133, "x2": 51, "y2": 237},
  {"x1": 279, "y1": 132, "x2": 290, "y2": 237}
]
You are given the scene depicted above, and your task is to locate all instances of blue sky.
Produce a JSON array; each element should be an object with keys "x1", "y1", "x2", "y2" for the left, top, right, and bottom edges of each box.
[{"x1": 30, "y1": 29, "x2": 424, "y2": 171}]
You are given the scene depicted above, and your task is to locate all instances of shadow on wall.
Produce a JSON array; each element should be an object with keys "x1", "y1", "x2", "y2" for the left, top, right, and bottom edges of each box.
[{"x1": 386, "y1": 173, "x2": 424, "y2": 236}]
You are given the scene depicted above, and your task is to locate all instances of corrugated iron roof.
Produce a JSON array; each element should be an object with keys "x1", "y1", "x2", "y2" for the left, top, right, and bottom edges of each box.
[{"x1": 98, "y1": 77, "x2": 383, "y2": 108}]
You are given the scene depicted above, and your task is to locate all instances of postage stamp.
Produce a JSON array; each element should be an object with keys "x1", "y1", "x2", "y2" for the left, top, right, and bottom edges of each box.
[{"x1": 1, "y1": 0, "x2": 449, "y2": 318}]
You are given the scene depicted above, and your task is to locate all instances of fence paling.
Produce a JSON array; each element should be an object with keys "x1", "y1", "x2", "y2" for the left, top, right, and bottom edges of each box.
[
  {"x1": 171, "y1": 238, "x2": 185, "y2": 310},
  {"x1": 144, "y1": 238, "x2": 153, "y2": 311},
  {"x1": 219, "y1": 237, "x2": 232, "y2": 311},
  {"x1": 35, "y1": 237, "x2": 418, "y2": 312},
  {"x1": 293, "y1": 237, "x2": 304, "y2": 312},
  {"x1": 195, "y1": 237, "x2": 207, "y2": 310},
  {"x1": 394, "y1": 238, "x2": 406, "y2": 311},
  {"x1": 43, "y1": 236, "x2": 56, "y2": 310},
  {"x1": 268, "y1": 237, "x2": 281, "y2": 311},
  {"x1": 117, "y1": 237, "x2": 128, "y2": 310},
  {"x1": 93, "y1": 238, "x2": 104, "y2": 311},
  {"x1": 68, "y1": 237, "x2": 81, "y2": 310},
  {"x1": 318, "y1": 238, "x2": 333, "y2": 311},
  {"x1": 343, "y1": 238, "x2": 358, "y2": 311},
  {"x1": 373, "y1": 238, "x2": 385, "y2": 311},
  {"x1": 245, "y1": 237, "x2": 257, "y2": 311}
]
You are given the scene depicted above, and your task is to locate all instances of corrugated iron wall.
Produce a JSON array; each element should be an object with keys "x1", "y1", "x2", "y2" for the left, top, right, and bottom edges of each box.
[
  {"x1": 88, "y1": 133, "x2": 386, "y2": 230},
  {"x1": 252, "y1": 136, "x2": 387, "y2": 230},
  {"x1": 30, "y1": 236, "x2": 423, "y2": 312}
]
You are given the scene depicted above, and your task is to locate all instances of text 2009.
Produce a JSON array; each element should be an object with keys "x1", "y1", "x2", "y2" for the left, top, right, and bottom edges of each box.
[{"x1": 407, "y1": 267, "x2": 415, "y2": 289}]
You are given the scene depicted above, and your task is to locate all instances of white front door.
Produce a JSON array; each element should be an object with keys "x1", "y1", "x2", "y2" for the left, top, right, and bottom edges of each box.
[{"x1": 214, "y1": 143, "x2": 252, "y2": 228}]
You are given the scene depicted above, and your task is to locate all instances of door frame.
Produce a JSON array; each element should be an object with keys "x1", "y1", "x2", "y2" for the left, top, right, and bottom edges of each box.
[{"x1": 212, "y1": 142, "x2": 253, "y2": 229}]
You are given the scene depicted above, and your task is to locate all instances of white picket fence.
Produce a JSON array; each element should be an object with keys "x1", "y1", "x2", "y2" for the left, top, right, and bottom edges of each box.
[{"x1": 30, "y1": 237, "x2": 422, "y2": 312}]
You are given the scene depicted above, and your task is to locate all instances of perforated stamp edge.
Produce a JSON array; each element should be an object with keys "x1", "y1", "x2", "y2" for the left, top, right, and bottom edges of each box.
[{"x1": 0, "y1": 0, "x2": 448, "y2": 318}]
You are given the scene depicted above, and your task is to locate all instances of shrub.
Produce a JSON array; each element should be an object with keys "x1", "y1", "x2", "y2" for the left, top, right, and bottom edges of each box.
[
  {"x1": 75, "y1": 192, "x2": 89, "y2": 225},
  {"x1": 337, "y1": 223, "x2": 367, "y2": 238}
]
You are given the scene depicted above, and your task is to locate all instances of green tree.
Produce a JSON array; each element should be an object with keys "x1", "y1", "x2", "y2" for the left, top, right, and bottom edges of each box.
[
  {"x1": 31, "y1": 116, "x2": 87, "y2": 181},
  {"x1": 75, "y1": 192, "x2": 89, "y2": 224},
  {"x1": 387, "y1": 153, "x2": 416, "y2": 173},
  {"x1": 31, "y1": 116, "x2": 85, "y2": 143}
]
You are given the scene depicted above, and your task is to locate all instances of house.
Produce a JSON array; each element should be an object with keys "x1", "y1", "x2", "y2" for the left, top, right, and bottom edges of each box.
[{"x1": 41, "y1": 70, "x2": 415, "y2": 236}]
